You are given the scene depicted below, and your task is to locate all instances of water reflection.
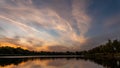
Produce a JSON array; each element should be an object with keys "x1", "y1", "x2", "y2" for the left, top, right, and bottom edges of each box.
[
  {"x1": 0, "y1": 56, "x2": 119, "y2": 68},
  {"x1": 88, "y1": 58, "x2": 120, "y2": 68}
]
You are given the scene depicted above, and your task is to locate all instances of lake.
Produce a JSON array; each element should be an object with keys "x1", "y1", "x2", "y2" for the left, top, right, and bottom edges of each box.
[{"x1": 0, "y1": 56, "x2": 119, "y2": 68}]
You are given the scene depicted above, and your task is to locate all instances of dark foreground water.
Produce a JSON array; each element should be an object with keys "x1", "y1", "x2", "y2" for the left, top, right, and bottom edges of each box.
[{"x1": 0, "y1": 56, "x2": 120, "y2": 68}]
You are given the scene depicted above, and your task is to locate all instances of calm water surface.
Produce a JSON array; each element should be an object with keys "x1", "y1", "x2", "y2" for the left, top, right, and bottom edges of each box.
[{"x1": 0, "y1": 56, "x2": 119, "y2": 68}]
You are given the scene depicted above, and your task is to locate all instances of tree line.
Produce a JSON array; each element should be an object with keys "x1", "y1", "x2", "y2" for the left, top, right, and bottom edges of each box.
[
  {"x1": 0, "y1": 39, "x2": 120, "y2": 56},
  {"x1": 0, "y1": 46, "x2": 80, "y2": 56},
  {"x1": 87, "y1": 39, "x2": 120, "y2": 54}
]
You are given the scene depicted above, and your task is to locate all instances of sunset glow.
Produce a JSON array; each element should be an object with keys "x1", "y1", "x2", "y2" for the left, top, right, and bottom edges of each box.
[{"x1": 0, "y1": 0, "x2": 120, "y2": 51}]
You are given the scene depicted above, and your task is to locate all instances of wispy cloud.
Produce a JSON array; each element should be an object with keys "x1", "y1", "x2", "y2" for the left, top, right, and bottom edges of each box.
[{"x1": 0, "y1": 0, "x2": 119, "y2": 51}]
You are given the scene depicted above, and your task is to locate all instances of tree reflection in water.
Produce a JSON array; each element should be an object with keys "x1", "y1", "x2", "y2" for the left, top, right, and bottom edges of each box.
[{"x1": 0, "y1": 57, "x2": 119, "y2": 68}]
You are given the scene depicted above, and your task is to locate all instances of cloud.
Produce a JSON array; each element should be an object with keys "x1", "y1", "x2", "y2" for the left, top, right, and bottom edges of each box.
[
  {"x1": 0, "y1": 0, "x2": 119, "y2": 51},
  {"x1": 0, "y1": 0, "x2": 92, "y2": 51}
]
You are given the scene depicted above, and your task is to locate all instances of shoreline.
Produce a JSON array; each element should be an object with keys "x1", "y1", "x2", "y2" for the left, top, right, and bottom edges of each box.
[
  {"x1": 0, "y1": 54, "x2": 120, "y2": 59},
  {"x1": 0, "y1": 55, "x2": 84, "y2": 58}
]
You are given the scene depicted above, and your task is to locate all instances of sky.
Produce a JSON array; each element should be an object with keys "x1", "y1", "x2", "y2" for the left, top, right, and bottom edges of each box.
[{"x1": 0, "y1": 0, "x2": 120, "y2": 51}]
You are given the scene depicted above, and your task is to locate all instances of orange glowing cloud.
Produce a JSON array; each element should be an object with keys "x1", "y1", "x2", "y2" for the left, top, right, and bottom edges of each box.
[
  {"x1": 0, "y1": 42, "x2": 28, "y2": 50},
  {"x1": 0, "y1": 0, "x2": 93, "y2": 51}
]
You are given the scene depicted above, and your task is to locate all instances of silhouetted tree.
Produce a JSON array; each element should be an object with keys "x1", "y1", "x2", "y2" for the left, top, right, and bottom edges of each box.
[{"x1": 87, "y1": 39, "x2": 120, "y2": 54}]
